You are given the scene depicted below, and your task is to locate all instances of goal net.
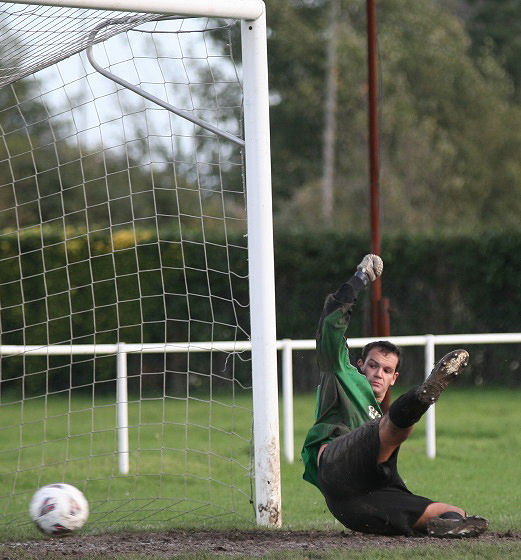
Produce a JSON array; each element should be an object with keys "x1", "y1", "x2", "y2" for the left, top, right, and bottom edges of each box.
[{"x1": 0, "y1": 0, "x2": 280, "y2": 535}]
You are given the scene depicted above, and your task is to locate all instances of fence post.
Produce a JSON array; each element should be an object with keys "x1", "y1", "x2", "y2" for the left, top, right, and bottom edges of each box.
[
  {"x1": 282, "y1": 339, "x2": 294, "y2": 463},
  {"x1": 116, "y1": 343, "x2": 129, "y2": 474},
  {"x1": 424, "y1": 335, "x2": 436, "y2": 459}
]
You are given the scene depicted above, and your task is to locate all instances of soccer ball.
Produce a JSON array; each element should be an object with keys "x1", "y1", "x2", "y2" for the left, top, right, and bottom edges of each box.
[{"x1": 29, "y1": 483, "x2": 89, "y2": 535}]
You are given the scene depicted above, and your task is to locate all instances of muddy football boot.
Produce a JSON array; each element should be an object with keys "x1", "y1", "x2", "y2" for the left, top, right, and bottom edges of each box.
[
  {"x1": 426, "y1": 515, "x2": 489, "y2": 538},
  {"x1": 417, "y1": 349, "x2": 469, "y2": 404}
]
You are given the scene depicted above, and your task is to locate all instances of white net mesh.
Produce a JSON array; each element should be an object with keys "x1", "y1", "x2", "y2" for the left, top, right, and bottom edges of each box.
[
  {"x1": 0, "y1": 4, "x2": 254, "y2": 533},
  {"x1": 0, "y1": 4, "x2": 162, "y2": 87}
]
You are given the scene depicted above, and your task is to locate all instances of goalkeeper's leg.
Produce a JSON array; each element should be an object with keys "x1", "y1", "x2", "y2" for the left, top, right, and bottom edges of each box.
[
  {"x1": 377, "y1": 349, "x2": 469, "y2": 463},
  {"x1": 378, "y1": 348, "x2": 487, "y2": 538}
]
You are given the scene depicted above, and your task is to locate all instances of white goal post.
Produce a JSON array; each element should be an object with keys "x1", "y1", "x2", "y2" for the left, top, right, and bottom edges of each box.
[{"x1": 0, "y1": 0, "x2": 280, "y2": 529}]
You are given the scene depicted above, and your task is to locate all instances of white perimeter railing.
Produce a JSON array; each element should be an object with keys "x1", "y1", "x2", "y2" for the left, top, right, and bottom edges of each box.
[{"x1": 2, "y1": 332, "x2": 521, "y2": 472}]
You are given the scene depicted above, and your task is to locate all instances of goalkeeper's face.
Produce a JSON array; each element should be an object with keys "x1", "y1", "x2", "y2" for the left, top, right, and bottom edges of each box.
[{"x1": 357, "y1": 347, "x2": 399, "y2": 402}]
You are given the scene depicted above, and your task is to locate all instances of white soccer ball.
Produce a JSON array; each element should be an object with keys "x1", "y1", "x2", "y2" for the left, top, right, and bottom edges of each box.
[{"x1": 29, "y1": 483, "x2": 89, "y2": 536}]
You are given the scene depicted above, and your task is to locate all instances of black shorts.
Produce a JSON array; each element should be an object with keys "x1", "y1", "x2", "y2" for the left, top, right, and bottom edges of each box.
[{"x1": 318, "y1": 419, "x2": 432, "y2": 536}]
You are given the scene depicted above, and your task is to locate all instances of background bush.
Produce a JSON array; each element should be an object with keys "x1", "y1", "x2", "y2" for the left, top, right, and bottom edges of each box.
[
  {"x1": 1, "y1": 229, "x2": 520, "y2": 393},
  {"x1": 275, "y1": 230, "x2": 521, "y2": 390}
]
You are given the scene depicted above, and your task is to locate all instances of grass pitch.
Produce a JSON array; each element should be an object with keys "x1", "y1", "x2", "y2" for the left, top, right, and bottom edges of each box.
[{"x1": 0, "y1": 386, "x2": 520, "y2": 558}]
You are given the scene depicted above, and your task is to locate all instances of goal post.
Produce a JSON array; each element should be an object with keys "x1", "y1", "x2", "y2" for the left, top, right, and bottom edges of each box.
[
  {"x1": 240, "y1": 13, "x2": 281, "y2": 527},
  {"x1": 0, "y1": 0, "x2": 281, "y2": 530}
]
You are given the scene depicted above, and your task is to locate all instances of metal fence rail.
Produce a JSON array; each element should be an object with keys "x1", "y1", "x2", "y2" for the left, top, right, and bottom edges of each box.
[{"x1": 2, "y1": 333, "x2": 520, "y2": 472}]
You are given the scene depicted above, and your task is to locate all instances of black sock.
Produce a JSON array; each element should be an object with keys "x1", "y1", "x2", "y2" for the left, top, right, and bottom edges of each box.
[
  {"x1": 439, "y1": 511, "x2": 464, "y2": 520},
  {"x1": 388, "y1": 387, "x2": 431, "y2": 429}
]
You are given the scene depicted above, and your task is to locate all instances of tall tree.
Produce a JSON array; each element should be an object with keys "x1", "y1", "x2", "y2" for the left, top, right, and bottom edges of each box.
[
  {"x1": 466, "y1": 0, "x2": 521, "y2": 97},
  {"x1": 265, "y1": 0, "x2": 521, "y2": 234},
  {"x1": 321, "y1": 0, "x2": 340, "y2": 223},
  {"x1": 265, "y1": 1, "x2": 329, "y2": 204}
]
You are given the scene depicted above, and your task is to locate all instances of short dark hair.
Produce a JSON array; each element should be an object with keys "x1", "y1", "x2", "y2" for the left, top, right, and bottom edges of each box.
[{"x1": 360, "y1": 340, "x2": 401, "y2": 370}]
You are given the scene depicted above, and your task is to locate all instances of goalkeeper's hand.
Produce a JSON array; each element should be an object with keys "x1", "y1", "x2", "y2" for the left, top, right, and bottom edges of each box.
[{"x1": 356, "y1": 254, "x2": 383, "y2": 282}]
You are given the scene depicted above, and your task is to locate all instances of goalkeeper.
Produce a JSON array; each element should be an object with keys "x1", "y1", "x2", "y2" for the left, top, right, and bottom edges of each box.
[{"x1": 301, "y1": 255, "x2": 488, "y2": 538}]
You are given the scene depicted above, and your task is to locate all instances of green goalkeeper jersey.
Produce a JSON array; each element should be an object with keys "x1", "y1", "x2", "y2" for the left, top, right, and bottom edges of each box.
[{"x1": 301, "y1": 274, "x2": 382, "y2": 490}]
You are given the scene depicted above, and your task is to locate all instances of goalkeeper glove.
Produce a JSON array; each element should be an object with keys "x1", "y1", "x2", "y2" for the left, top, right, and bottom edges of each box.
[{"x1": 356, "y1": 254, "x2": 383, "y2": 283}]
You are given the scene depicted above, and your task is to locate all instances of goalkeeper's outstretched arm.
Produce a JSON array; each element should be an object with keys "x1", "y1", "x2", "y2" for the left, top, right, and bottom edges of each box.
[{"x1": 316, "y1": 254, "x2": 383, "y2": 338}]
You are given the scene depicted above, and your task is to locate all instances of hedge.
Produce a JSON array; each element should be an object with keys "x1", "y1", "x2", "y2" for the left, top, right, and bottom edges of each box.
[
  {"x1": 1, "y1": 228, "x2": 520, "y2": 392},
  {"x1": 275, "y1": 230, "x2": 521, "y2": 388}
]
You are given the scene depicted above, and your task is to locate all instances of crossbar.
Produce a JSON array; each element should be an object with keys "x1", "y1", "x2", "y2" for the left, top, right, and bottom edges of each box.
[{"x1": 4, "y1": 0, "x2": 265, "y2": 20}]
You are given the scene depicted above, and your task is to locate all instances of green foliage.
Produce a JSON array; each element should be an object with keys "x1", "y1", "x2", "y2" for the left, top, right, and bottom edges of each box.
[
  {"x1": 265, "y1": 0, "x2": 330, "y2": 202},
  {"x1": 376, "y1": 0, "x2": 521, "y2": 233},
  {"x1": 0, "y1": 227, "x2": 251, "y2": 397},
  {"x1": 276, "y1": 232, "x2": 521, "y2": 390},
  {"x1": 1, "y1": 228, "x2": 519, "y2": 391},
  {"x1": 274, "y1": 229, "x2": 521, "y2": 337},
  {"x1": 0, "y1": 227, "x2": 249, "y2": 345},
  {"x1": 5, "y1": 0, "x2": 521, "y2": 236},
  {"x1": 275, "y1": 229, "x2": 521, "y2": 388},
  {"x1": 266, "y1": 0, "x2": 521, "y2": 234},
  {"x1": 466, "y1": 0, "x2": 521, "y2": 96}
]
